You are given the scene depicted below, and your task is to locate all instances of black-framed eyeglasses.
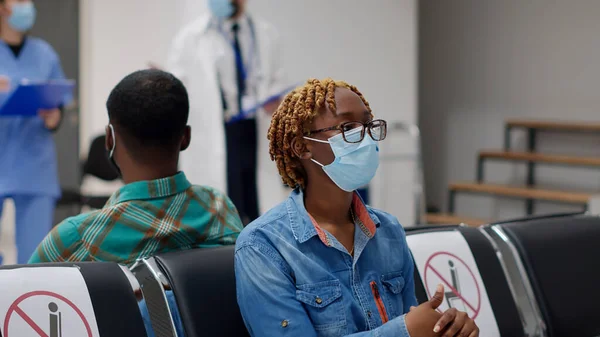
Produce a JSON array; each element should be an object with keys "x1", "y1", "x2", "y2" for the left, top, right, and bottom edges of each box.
[{"x1": 306, "y1": 119, "x2": 387, "y2": 144}]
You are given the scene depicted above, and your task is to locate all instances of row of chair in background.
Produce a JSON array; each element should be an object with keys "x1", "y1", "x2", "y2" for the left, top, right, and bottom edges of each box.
[
  {"x1": 408, "y1": 212, "x2": 598, "y2": 337},
  {"x1": 2, "y1": 212, "x2": 597, "y2": 336},
  {"x1": 129, "y1": 212, "x2": 599, "y2": 337}
]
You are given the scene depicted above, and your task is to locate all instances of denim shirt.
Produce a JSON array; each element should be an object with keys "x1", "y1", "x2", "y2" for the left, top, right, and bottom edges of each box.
[{"x1": 235, "y1": 189, "x2": 417, "y2": 337}]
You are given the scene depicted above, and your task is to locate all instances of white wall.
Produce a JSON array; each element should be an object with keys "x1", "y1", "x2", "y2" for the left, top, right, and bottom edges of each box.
[
  {"x1": 80, "y1": 0, "x2": 418, "y2": 224},
  {"x1": 248, "y1": 0, "x2": 419, "y2": 224},
  {"x1": 420, "y1": 0, "x2": 600, "y2": 220},
  {"x1": 79, "y1": 0, "x2": 182, "y2": 155}
]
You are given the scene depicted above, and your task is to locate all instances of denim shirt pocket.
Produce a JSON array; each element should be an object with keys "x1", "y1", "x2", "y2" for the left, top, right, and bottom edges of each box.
[
  {"x1": 296, "y1": 279, "x2": 346, "y2": 335},
  {"x1": 380, "y1": 272, "x2": 406, "y2": 319}
]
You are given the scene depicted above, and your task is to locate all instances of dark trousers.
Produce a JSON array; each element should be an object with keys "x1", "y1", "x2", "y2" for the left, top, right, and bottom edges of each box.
[{"x1": 225, "y1": 118, "x2": 259, "y2": 225}]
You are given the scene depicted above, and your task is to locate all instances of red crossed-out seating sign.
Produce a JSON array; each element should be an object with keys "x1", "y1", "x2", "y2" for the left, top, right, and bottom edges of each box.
[
  {"x1": 3, "y1": 290, "x2": 93, "y2": 337},
  {"x1": 423, "y1": 251, "x2": 482, "y2": 319}
]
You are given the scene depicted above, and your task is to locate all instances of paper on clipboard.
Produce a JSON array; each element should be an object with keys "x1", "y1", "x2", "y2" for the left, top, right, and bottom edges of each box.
[
  {"x1": 0, "y1": 80, "x2": 75, "y2": 117},
  {"x1": 227, "y1": 83, "x2": 298, "y2": 124}
]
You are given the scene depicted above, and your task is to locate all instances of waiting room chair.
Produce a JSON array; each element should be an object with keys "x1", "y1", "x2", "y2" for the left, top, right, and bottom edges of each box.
[
  {"x1": 406, "y1": 225, "x2": 526, "y2": 337},
  {"x1": 132, "y1": 246, "x2": 249, "y2": 337},
  {"x1": 484, "y1": 213, "x2": 600, "y2": 337},
  {"x1": 58, "y1": 135, "x2": 121, "y2": 211},
  {"x1": 0, "y1": 262, "x2": 151, "y2": 337},
  {"x1": 131, "y1": 257, "x2": 179, "y2": 337}
]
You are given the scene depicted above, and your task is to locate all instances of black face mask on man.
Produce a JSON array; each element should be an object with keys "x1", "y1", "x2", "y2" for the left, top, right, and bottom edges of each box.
[{"x1": 107, "y1": 124, "x2": 122, "y2": 177}]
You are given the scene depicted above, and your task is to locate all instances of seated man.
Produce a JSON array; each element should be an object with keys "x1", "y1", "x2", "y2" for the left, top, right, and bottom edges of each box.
[
  {"x1": 30, "y1": 69, "x2": 243, "y2": 337},
  {"x1": 30, "y1": 69, "x2": 243, "y2": 265}
]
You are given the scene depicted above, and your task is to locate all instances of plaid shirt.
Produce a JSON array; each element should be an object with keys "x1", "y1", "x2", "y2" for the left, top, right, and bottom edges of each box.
[{"x1": 29, "y1": 172, "x2": 243, "y2": 266}]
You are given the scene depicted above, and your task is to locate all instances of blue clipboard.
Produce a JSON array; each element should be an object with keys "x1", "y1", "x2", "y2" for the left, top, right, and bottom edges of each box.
[
  {"x1": 0, "y1": 80, "x2": 75, "y2": 117},
  {"x1": 228, "y1": 83, "x2": 299, "y2": 124}
]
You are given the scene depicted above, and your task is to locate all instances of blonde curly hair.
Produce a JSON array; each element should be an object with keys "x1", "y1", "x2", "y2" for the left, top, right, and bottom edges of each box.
[{"x1": 268, "y1": 78, "x2": 372, "y2": 188}]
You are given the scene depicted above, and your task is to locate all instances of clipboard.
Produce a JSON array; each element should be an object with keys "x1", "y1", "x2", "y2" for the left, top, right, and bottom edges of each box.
[
  {"x1": 227, "y1": 83, "x2": 298, "y2": 124},
  {"x1": 0, "y1": 80, "x2": 75, "y2": 117}
]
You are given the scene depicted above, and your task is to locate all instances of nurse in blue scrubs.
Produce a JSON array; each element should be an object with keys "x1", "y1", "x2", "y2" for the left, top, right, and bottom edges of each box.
[{"x1": 0, "y1": 0, "x2": 71, "y2": 264}]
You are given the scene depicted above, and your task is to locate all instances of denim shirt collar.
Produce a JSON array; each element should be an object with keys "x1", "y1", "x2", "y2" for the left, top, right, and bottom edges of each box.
[{"x1": 287, "y1": 188, "x2": 381, "y2": 246}]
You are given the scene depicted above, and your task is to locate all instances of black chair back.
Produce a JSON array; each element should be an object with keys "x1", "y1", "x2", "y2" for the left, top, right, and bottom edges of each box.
[
  {"x1": 0, "y1": 262, "x2": 150, "y2": 337},
  {"x1": 153, "y1": 246, "x2": 249, "y2": 337},
  {"x1": 83, "y1": 135, "x2": 119, "y2": 181},
  {"x1": 498, "y1": 214, "x2": 600, "y2": 337},
  {"x1": 58, "y1": 135, "x2": 119, "y2": 208}
]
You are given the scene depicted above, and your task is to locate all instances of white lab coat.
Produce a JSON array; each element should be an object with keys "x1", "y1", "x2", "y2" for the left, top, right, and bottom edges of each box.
[{"x1": 167, "y1": 13, "x2": 288, "y2": 214}]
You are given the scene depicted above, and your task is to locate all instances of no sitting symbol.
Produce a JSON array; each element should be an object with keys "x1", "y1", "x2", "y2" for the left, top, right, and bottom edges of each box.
[
  {"x1": 423, "y1": 251, "x2": 482, "y2": 319},
  {"x1": 3, "y1": 290, "x2": 93, "y2": 337}
]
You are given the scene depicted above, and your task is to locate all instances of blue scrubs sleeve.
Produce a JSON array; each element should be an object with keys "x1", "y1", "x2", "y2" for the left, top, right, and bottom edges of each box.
[{"x1": 49, "y1": 54, "x2": 73, "y2": 106}]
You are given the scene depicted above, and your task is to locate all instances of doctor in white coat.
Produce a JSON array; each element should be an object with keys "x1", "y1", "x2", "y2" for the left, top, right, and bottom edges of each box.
[{"x1": 167, "y1": 0, "x2": 288, "y2": 223}]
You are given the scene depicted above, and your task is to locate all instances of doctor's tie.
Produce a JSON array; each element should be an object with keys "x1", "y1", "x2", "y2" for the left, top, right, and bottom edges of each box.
[{"x1": 232, "y1": 23, "x2": 245, "y2": 115}]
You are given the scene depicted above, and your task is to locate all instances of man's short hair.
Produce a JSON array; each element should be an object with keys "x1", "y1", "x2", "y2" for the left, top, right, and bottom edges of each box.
[{"x1": 107, "y1": 69, "x2": 189, "y2": 149}]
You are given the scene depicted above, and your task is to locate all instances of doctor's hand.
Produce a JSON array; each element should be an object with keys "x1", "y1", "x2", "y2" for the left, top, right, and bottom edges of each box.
[
  {"x1": 147, "y1": 62, "x2": 163, "y2": 71},
  {"x1": 38, "y1": 108, "x2": 62, "y2": 130},
  {"x1": 0, "y1": 76, "x2": 10, "y2": 92},
  {"x1": 263, "y1": 98, "x2": 281, "y2": 115}
]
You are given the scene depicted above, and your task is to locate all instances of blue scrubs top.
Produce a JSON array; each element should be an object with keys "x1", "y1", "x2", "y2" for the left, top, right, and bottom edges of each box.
[{"x1": 0, "y1": 37, "x2": 71, "y2": 198}]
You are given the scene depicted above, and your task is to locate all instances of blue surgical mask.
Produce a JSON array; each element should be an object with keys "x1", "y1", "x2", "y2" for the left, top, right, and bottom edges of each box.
[
  {"x1": 208, "y1": 0, "x2": 235, "y2": 19},
  {"x1": 304, "y1": 127, "x2": 380, "y2": 192},
  {"x1": 8, "y1": 2, "x2": 36, "y2": 32}
]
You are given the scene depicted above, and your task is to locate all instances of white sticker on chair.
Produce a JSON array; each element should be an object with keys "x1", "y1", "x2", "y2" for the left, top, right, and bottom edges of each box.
[
  {"x1": 407, "y1": 230, "x2": 500, "y2": 337},
  {"x1": 0, "y1": 267, "x2": 100, "y2": 337}
]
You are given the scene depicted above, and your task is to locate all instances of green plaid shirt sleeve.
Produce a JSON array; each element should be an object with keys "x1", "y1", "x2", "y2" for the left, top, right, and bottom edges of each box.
[
  {"x1": 191, "y1": 186, "x2": 244, "y2": 246},
  {"x1": 29, "y1": 217, "x2": 83, "y2": 263},
  {"x1": 212, "y1": 190, "x2": 244, "y2": 243},
  {"x1": 28, "y1": 172, "x2": 244, "y2": 266}
]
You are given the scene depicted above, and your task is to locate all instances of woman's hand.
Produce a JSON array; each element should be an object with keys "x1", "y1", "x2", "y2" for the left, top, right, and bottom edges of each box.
[
  {"x1": 405, "y1": 285, "x2": 444, "y2": 337},
  {"x1": 435, "y1": 305, "x2": 479, "y2": 337},
  {"x1": 406, "y1": 284, "x2": 479, "y2": 337},
  {"x1": 38, "y1": 108, "x2": 62, "y2": 130}
]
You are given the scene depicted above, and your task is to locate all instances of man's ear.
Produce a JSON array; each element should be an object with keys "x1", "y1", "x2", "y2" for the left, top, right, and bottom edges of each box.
[
  {"x1": 180, "y1": 126, "x2": 191, "y2": 151},
  {"x1": 105, "y1": 125, "x2": 113, "y2": 151},
  {"x1": 291, "y1": 136, "x2": 312, "y2": 160}
]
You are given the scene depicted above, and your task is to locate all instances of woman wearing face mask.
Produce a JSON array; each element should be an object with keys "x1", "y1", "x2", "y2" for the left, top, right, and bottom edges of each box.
[
  {"x1": 0, "y1": 0, "x2": 72, "y2": 264},
  {"x1": 235, "y1": 79, "x2": 480, "y2": 337}
]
